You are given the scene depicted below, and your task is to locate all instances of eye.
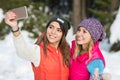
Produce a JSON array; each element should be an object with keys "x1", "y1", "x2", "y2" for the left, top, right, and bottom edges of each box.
[
  {"x1": 57, "y1": 28, "x2": 62, "y2": 32},
  {"x1": 83, "y1": 30, "x2": 87, "y2": 33},
  {"x1": 48, "y1": 25, "x2": 53, "y2": 29}
]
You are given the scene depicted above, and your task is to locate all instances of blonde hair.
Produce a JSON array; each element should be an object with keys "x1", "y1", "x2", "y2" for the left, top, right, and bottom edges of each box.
[{"x1": 73, "y1": 38, "x2": 94, "y2": 62}]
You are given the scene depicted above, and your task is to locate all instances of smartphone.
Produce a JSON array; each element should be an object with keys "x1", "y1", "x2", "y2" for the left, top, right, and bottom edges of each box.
[{"x1": 10, "y1": 6, "x2": 28, "y2": 20}]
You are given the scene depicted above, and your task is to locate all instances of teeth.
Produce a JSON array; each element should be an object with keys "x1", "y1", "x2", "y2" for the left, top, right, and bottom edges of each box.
[{"x1": 50, "y1": 35, "x2": 56, "y2": 39}]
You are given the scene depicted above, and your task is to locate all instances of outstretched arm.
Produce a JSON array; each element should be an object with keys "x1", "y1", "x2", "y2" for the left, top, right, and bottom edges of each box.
[
  {"x1": 5, "y1": 11, "x2": 40, "y2": 67},
  {"x1": 13, "y1": 33, "x2": 40, "y2": 67}
]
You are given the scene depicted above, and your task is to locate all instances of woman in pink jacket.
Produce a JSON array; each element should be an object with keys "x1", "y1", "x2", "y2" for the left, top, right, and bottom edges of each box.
[{"x1": 69, "y1": 18, "x2": 106, "y2": 80}]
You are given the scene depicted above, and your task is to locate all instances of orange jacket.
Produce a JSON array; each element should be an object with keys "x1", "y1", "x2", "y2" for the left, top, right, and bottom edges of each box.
[{"x1": 32, "y1": 42, "x2": 69, "y2": 80}]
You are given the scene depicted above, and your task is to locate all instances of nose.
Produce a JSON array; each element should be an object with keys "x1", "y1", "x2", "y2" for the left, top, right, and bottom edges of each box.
[
  {"x1": 76, "y1": 31, "x2": 83, "y2": 36},
  {"x1": 51, "y1": 28, "x2": 56, "y2": 34}
]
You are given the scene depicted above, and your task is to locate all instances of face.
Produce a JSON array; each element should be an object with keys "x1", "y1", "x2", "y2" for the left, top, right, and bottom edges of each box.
[
  {"x1": 76, "y1": 27, "x2": 92, "y2": 46},
  {"x1": 46, "y1": 21, "x2": 63, "y2": 48}
]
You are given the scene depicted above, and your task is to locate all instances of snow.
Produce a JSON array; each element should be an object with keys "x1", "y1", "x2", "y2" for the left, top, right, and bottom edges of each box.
[
  {"x1": 110, "y1": 6, "x2": 120, "y2": 44},
  {"x1": 1, "y1": 7, "x2": 120, "y2": 80},
  {"x1": 0, "y1": 32, "x2": 34, "y2": 80},
  {"x1": 100, "y1": 40, "x2": 120, "y2": 80},
  {"x1": 0, "y1": 8, "x2": 4, "y2": 22}
]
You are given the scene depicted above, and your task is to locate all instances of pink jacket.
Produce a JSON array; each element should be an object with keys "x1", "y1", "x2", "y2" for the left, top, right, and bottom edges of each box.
[{"x1": 69, "y1": 40, "x2": 105, "y2": 80}]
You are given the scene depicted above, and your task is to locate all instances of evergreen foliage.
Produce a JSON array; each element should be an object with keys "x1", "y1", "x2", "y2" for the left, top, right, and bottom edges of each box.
[
  {"x1": 21, "y1": 2, "x2": 52, "y2": 38},
  {"x1": 87, "y1": 0, "x2": 120, "y2": 51},
  {"x1": 0, "y1": 0, "x2": 30, "y2": 40},
  {"x1": 0, "y1": 0, "x2": 52, "y2": 39},
  {"x1": 1, "y1": 0, "x2": 120, "y2": 51},
  {"x1": 110, "y1": 40, "x2": 120, "y2": 52},
  {"x1": 87, "y1": 0, "x2": 119, "y2": 39}
]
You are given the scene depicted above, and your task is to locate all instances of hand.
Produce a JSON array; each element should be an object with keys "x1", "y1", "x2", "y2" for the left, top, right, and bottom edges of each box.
[
  {"x1": 89, "y1": 68, "x2": 100, "y2": 80},
  {"x1": 5, "y1": 11, "x2": 18, "y2": 31},
  {"x1": 102, "y1": 73, "x2": 111, "y2": 80}
]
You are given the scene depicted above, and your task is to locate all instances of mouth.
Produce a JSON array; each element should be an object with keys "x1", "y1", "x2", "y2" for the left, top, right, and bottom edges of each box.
[
  {"x1": 76, "y1": 36, "x2": 84, "y2": 41},
  {"x1": 49, "y1": 35, "x2": 56, "y2": 39}
]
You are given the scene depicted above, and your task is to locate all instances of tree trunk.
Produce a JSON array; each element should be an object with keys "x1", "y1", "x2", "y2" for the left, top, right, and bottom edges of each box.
[{"x1": 73, "y1": 0, "x2": 86, "y2": 34}]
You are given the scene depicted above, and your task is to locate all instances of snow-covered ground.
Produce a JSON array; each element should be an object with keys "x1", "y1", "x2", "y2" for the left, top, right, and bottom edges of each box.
[
  {"x1": 0, "y1": 28, "x2": 120, "y2": 80},
  {"x1": 0, "y1": 32, "x2": 34, "y2": 80},
  {"x1": 0, "y1": 6, "x2": 120, "y2": 80}
]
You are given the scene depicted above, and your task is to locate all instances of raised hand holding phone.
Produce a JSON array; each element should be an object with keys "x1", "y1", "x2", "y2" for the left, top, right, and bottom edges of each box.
[
  {"x1": 5, "y1": 11, "x2": 18, "y2": 29},
  {"x1": 10, "y1": 6, "x2": 28, "y2": 20},
  {"x1": 5, "y1": 6, "x2": 28, "y2": 27},
  {"x1": 4, "y1": 6, "x2": 28, "y2": 36}
]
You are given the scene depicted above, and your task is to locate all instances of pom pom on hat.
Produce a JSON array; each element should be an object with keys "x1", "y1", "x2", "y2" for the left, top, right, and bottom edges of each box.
[
  {"x1": 78, "y1": 18, "x2": 106, "y2": 43},
  {"x1": 46, "y1": 16, "x2": 71, "y2": 36}
]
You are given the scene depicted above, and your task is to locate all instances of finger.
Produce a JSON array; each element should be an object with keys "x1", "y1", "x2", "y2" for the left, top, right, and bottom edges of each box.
[{"x1": 5, "y1": 11, "x2": 16, "y2": 22}]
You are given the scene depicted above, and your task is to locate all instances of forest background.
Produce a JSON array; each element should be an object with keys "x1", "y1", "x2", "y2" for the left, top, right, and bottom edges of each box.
[{"x1": 0, "y1": 0, "x2": 120, "y2": 53}]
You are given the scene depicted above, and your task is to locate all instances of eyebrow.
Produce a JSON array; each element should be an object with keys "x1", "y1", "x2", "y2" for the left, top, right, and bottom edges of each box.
[{"x1": 49, "y1": 24, "x2": 61, "y2": 29}]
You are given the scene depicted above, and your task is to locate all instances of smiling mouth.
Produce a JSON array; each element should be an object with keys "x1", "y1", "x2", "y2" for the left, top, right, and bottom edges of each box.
[
  {"x1": 49, "y1": 35, "x2": 56, "y2": 39},
  {"x1": 76, "y1": 37, "x2": 84, "y2": 41}
]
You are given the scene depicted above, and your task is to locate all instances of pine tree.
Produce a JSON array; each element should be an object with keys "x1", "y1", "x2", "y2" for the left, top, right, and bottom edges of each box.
[
  {"x1": 87, "y1": 0, "x2": 120, "y2": 51},
  {"x1": 0, "y1": 0, "x2": 52, "y2": 39},
  {"x1": 87, "y1": 0, "x2": 119, "y2": 39}
]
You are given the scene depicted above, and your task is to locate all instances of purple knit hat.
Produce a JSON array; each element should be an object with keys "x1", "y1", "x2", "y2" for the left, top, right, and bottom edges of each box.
[{"x1": 78, "y1": 18, "x2": 106, "y2": 43}]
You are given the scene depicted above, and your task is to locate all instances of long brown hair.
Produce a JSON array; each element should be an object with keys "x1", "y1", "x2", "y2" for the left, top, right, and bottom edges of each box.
[
  {"x1": 35, "y1": 22, "x2": 70, "y2": 67},
  {"x1": 73, "y1": 38, "x2": 94, "y2": 62}
]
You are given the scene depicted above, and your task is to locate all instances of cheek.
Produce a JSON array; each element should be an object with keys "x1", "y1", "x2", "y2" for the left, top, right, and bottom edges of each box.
[
  {"x1": 46, "y1": 28, "x2": 52, "y2": 35},
  {"x1": 76, "y1": 32, "x2": 81, "y2": 36},
  {"x1": 85, "y1": 35, "x2": 91, "y2": 42},
  {"x1": 46, "y1": 30, "x2": 50, "y2": 38},
  {"x1": 46, "y1": 28, "x2": 50, "y2": 32},
  {"x1": 58, "y1": 33, "x2": 62, "y2": 39}
]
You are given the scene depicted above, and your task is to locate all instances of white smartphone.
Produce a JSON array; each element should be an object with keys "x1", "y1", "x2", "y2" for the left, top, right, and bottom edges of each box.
[{"x1": 10, "y1": 6, "x2": 28, "y2": 20}]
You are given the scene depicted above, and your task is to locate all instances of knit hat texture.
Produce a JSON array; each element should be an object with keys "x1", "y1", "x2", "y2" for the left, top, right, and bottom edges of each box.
[
  {"x1": 46, "y1": 16, "x2": 71, "y2": 36},
  {"x1": 78, "y1": 18, "x2": 106, "y2": 43}
]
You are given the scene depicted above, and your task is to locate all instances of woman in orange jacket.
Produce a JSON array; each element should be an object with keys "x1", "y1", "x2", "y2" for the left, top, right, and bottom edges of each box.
[{"x1": 5, "y1": 11, "x2": 71, "y2": 80}]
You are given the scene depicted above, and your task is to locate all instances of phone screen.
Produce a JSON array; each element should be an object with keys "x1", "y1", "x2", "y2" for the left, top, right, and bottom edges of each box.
[{"x1": 10, "y1": 6, "x2": 28, "y2": 20}]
